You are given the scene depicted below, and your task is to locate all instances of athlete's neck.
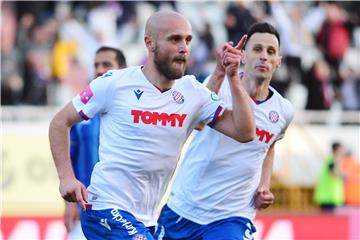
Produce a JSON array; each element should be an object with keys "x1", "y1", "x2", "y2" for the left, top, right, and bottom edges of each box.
[
  {"x1": 243, "y1": 76, "x2": 271, "y2": 102},
  {"x1": 142, "y1": 64, "x2": 174, "y2": 90}
]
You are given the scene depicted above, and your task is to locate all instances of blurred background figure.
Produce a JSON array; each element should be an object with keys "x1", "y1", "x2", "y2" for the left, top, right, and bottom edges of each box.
[
  {"x1": 338, "y1": 63, "x2": 360, "y2": 111},
  {"x1": 187, "y1": 21, "x2": 216, "y2": 83},
  {"x1": 1, "y1": 2, "x2": 23, "y2": 105},
  {"x1": 224, "y1": 1, "x2": 256, "y2": 45},
  {"x1": 314, "y1": 142, "x2": 345, "y2": 212},
  {"x1": 269, "y1": 1, "x2": 311, "y2": 97},
  {"x1": 316, "y1": 2, "x2": 352, "y2": 90},
  {"x1": 340, "y1": 151, "x2": 360, "y2": 207},
  {"x1": 304, "y1": 59, "x2": 334, "y2": 110}
]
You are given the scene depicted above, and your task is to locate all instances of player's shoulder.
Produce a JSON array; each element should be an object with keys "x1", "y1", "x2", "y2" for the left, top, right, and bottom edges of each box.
[
  {"x1": 178, "y1": 74, "x2": 197, "y2": 83},
  {"x1": 179, "y1": 74, "x2": 207, "y2": 90},
  {"x1": 107, "y1": 66, "x2": 138, "y2": 79},
  {"x1": 97, "y1": 66, "x2": 140, "y2": 85}
]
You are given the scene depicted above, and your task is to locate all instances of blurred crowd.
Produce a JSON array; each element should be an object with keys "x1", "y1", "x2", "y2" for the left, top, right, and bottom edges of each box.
[{"x1": 1, "y1": 1, "x2": 360, "y2": 110}]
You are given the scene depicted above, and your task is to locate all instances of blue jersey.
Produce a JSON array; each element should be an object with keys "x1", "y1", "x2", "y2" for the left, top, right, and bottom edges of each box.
[{"x1": 70, "y1": 114, "x2": 100, "y2": 187}]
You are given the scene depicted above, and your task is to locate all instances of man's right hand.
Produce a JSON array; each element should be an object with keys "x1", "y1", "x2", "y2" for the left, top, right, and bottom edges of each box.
[
  {"x1": 222, "y1": 35, "x2": 247, "y2": 78},
  {"x1": 59, "y1": 177, "x2": 88, "y2": 211},
  {"x1": 255, "y1": 189, "x2": 275, "y2": 210},
  {"x1": 64, "y1": 202, "x2": 80, "y2": 233}
]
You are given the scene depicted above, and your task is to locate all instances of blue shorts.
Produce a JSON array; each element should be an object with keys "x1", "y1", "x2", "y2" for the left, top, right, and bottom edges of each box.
[
  {"x1": 153, "y1": 204, "x2": 256, "y2": 240},
  {"x1": 81, "y1": 207, "x2": 154, "y2": 240}
]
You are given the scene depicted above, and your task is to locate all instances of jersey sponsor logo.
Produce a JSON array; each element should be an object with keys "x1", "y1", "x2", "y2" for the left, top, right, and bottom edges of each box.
[
  {"x1": 172, "y1": 91, "x2": 184, "y2": 104},
  {"x1": 99, "y1": 218, "x2": 111, "y2": 231},
  {"x1": 268, "y1": 110, "x2": 279, "y2": 123},
  {"x1": 134, "y1": 89, "x2": 144, "y2": 100},
  {"x1": 211, "y1": 92, "x2": 220, "y2": 101},
  {"x1": 80, "y1": 85, "x2": 94, "y2": 104},
  {"x1": 111, "y1": 209, "x2": 138, "y2": 235},
  {"x1": 131, "y1": 110, "x2": 187, "y2": 127},
  {"x1": 256, "y1": 127, "x2": 274, "y2": 144}
]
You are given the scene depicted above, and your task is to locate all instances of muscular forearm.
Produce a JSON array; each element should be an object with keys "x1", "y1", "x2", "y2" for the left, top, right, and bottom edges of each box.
[
  {"x1": 259, "y1": 144, "x2": 275, "y2": 189},
  {"x1": 49, "y1": 103, "x2": 88, "y2": 207},
  {"x1": 49, "y1": 116, "x2": 75, "y2": 180},
  {"x1": 49, "y1": 103, "x2": 81, "y2": 181},
  {"x1": 228, "y1": 73, "x2": 255, "y2": 142},
  {"x1": 206, "y1": 68, "x2": 226, "y2": 94}
]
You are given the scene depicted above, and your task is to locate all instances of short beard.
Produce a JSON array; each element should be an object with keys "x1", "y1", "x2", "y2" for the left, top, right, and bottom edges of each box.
[{"x1": 154, "y1": 46, "x2": 186, "y2": 80}]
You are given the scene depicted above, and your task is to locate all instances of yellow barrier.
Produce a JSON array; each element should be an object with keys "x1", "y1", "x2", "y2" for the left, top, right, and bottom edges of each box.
[{"x1": 2, "y1": 122, "x2": 64, "y2": 216}]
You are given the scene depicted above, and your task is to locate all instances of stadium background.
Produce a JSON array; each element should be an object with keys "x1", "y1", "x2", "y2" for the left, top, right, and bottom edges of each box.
[{"x1": 1, "y1": 1, "x2": 359, "y2": 239}]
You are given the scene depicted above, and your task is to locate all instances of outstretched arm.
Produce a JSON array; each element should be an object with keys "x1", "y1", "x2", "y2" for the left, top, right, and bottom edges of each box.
[
  {"x1": 212, "y1": 35, "x2": 255, "y2": 142},
  {"x1": 49, "y1": 102, "x2": 88, "y2": 210},
  {"x1": 255, "y1": 143, "x2": 276, "y2": 210}
]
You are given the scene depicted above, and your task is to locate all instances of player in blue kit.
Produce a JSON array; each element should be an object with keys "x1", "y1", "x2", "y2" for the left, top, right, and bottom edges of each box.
[
  {"x1": 64, "y1": 46, "x2": 127, "y2": 240},
  {"x1": 154, "y1": 23, "x2": 294, "y2": 240},
  {"x1": 49, "y1": 11, "x2": 255, "y2": 240}
]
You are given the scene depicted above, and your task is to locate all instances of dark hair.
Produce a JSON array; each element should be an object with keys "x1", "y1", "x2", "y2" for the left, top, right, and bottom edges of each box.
[
  {"x1": 244, "y1": 22, "x2": 280, "y2": 49},
  {"x1": 96, "y1": 46, "x2": 127, "y2": 67},
  {"x1": 332, "y1": 142, "x2": 342, "y2": 152}
]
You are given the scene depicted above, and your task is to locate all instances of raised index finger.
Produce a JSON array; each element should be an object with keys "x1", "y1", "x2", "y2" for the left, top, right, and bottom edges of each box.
[{"x1": 234, "y1": 35, "x2": 248, "y2": 50}]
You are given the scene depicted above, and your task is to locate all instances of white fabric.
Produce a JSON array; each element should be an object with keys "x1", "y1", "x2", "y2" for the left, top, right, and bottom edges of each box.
[
  {"x1": 72, "y1": 66, "x2": 225, "y2": 227},
  {"x1": 168, "y1": 76, "x2": 294, "y2": 224}
]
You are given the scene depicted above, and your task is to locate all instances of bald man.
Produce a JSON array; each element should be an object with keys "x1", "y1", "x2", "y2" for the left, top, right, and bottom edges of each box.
[{"x1": 49, "y1": 11, "x2": 254, "y2": 240}]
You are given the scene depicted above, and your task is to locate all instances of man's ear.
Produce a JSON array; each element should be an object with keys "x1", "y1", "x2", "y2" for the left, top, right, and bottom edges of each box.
[
  {"x1": 276, "y1": 56, "x2": 282, "y2": 68},
  {"x1": 144, "y1": 35, "x2": 155, "y2": 52}
]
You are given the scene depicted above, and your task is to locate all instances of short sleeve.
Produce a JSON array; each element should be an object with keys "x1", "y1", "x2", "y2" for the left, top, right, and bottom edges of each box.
[
  {"x1": 190, "y1": 78, "x2": 226, "y2": 128},
  {"x1": 276, "y1": 99, "x2": 294, "y2": 141},
  {"x1": 72, "y1": 70, "x2": 118, "y2": 120}
]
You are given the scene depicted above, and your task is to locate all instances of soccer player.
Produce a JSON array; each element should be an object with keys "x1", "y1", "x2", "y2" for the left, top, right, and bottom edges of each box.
[
  {"x1": 154, "y1": 22, "x2": 294, "y2": 240},
  {"x1": 49, "y1": 11, "x2": 255, "y2": 240},
  {"x1": 64, "y1": 46, "x2": 127, "y2": 240}
]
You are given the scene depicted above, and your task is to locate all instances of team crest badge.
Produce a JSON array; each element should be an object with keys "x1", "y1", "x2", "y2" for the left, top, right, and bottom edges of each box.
[
  {"x1": 172, "y1": 91, "x2": 184, "y2": 104},
  {"x1": 132, "y1": 234, "x2": 147, "y2": 240},
  {"x1": 268, "y1": 110, "x2": 279, "y2": 123}
]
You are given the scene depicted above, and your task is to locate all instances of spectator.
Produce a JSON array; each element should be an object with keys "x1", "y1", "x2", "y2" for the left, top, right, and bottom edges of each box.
[
  {"x1": 224, "y1": 2, "x2": 256, "y2": 43},
  {"x1": 187, "y1": 22, "x2": 216, "y2": 83},
  {"x1": 304, "y1": 59, "x2": 334, "y2": 110},
  {"x1": 316, "y1": 2, "x2": 351, "y2": 88},
  {"x1": 269, "y1": 1, "x2": 310, "y2": 96},
  {"x1": 21, "y1": 17, "x2": 58, "y2": 105},
  {"x1": 1, "y1": 2, "x2": 23, "y2": 105},
  {"x1": 339, "y1": 64, "x2": 360, "y2": 110},
  {"x1": 314, "y1": 142, "x2": 345, "y2": 212}
]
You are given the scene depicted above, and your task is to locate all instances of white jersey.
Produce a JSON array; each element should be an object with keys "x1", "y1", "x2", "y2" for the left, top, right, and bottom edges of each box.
[
  {"x1": 168, "y1": 77, "x2": 294, "y2": 224},
  {"x1": 72, "y1": 66, "x2": 225, "y2": 227}
]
